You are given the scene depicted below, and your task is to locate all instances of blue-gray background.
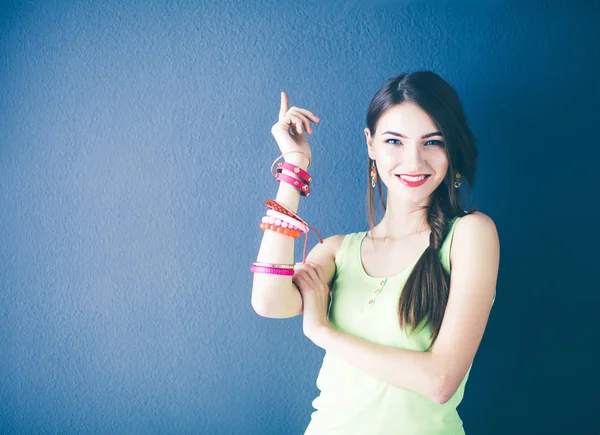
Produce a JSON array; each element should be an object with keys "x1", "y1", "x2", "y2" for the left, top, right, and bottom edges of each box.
[{"x1": 1, "y1": 0, "x2": 599, "y2": 434}]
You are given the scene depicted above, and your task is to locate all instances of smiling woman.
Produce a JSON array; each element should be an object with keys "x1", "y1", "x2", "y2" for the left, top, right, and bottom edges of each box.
[{"x1": 251, "y1": 71, "x2": 499, "y2": 435}]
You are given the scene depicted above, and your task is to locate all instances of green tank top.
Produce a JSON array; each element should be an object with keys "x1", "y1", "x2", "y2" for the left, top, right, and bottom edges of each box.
[{"x1": 304, "y1": 216, "x2": 494, "y2": 435}]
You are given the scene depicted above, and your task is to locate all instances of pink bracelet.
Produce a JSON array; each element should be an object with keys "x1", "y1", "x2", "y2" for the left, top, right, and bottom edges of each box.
[
  {"x1": 266, "y1": 210, "x2": 306, "y2": 231},
  {"x1": 261, "y1": 216, "x2": 302, "y2": 231},
  {"x1": 275, "y1": 162, "x2": 312, "y2": 184},
  {"x1": 266, "y1": 209, "x2": 308, "y2": 233},
  {"x1": 276, "y1": 172, "x2": 311, "y2": 196},
  {"x1": 250, "y1": 265, "x2": 295, "y2": 276}
]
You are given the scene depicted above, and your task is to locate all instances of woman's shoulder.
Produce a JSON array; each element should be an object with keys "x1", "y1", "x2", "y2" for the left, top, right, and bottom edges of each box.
[
  {"x1": 320, "y1": 232, "x2": 356, "y2": 253},
  {"x1": 450, "y1": 211, "x2": 500, "y2": 260},
  {"x1": 318, "y1": 231, "x2": 365, "y2": 259},
  {"x1": 453, "y1": 211, "x2": 497, "y2": 235},
  {"x1": 442, "y1": 212, "x2": 498, "y2": 274}
]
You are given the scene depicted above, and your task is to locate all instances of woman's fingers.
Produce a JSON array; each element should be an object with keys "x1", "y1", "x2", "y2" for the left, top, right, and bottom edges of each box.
[
  {"x1": 292, "y1": 272, "x2": 311, "y2": 297},
  {"x1": 282, "y1": 113, "x2": 307, "y2": 135},
  {"x1": 294, "y1": 265, "x2": 312, "y2": 288},
  {"x1": 292, "y1": 273, "x2": 304, "y2": 289},
  {"x1": 291, "y1": 107, "x2": 320, "y2": 124},
  {"x1": 295, "y1": 263, "x2": 326, "y2": 291},
  {"x1": 289, "y1": 108, "x2": 319, "y2": 134},
  {"x1": 278, "y1": 93, "x2": 319, "y2": 133},
  {"x1": 278, "y1": 113, "x2": 297, "y2": 133},
  {"x1": 303, "y1": 265, "x2": 321, "y2": 285},
  {"x1": 279, "y1": 92, "x2": 289, "y2": 120},
  {"x1": 287, "y1": 111, "x2": 314, "y2": 134},
  {"x1": 287, "y1": 115, "x2": 303, "y2": 135},
  {"x1": 291, "y1": 113, "x2": 310, "y2": 134},
  {"x1": 309, "y1": 262, "x2": 325, "y2": 284}
]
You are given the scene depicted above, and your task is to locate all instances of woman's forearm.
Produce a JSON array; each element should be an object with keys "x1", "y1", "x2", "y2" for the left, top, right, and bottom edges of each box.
[{"x1": 251, "y1": 156, "x2": 308, "y2": 318}]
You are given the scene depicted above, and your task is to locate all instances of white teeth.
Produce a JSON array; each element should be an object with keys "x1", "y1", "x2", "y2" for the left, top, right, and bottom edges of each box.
[{"x1": 399, "y1": 175, "x2": 427, "y2": 182}]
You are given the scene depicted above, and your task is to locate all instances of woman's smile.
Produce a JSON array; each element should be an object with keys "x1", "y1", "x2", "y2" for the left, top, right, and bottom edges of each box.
[{"x1": 396, "y1": 174, "x2": 431, "y2": 187}]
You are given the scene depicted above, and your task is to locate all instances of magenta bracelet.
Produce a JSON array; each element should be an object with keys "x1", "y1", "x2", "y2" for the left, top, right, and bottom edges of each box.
[
  {"x1": 276, "y1": 173, "x2": 311, "y2": 196},
  {"x1": 276, "y1": 162, "x2": 312, "y2": 184},
  {"x1": 250, "y1": 265, "x2": 295, "y2": 276}
]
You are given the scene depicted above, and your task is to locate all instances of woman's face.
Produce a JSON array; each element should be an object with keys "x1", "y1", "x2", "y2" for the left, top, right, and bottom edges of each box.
[{"x1": 364, "y1": 102, "x2": 449, "y2": 204}]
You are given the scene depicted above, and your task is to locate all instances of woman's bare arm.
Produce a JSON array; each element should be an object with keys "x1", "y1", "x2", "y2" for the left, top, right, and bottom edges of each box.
[{"x1": 251, "y1": 91, "x2": 334, "y2": 318}]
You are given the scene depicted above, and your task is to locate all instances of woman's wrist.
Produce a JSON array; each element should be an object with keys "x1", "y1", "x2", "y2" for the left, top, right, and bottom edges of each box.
[
  {"x1": 284, "y1": 154, "x2": 311, "y2": 170},
  {"x1": 275, "y1": 182, "x2": 301, "y2": 212}
]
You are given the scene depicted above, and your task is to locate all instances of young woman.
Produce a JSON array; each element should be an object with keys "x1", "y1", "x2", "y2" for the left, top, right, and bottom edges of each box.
[{"x1": 251, "y1": 71, "x2": 499, "y2": 434}]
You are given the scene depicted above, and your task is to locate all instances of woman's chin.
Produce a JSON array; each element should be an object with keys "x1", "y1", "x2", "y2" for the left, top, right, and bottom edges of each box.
[{"x1": 387, "y1": 190, "x2": 433, "y2": 205}]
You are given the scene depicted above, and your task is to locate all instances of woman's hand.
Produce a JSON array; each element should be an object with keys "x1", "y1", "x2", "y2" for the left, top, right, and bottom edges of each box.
[
  {"x1": 271, "y1": 92, "x2": 320, "y2": 168},
  {"x1": 293, "y1": 262, "x2": 332, "y2": 348}
]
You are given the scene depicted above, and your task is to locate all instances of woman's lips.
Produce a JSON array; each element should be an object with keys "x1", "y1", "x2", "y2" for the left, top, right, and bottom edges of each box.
[{"x1": 395, "y1": 174, "x2": 430, "y2": 187}]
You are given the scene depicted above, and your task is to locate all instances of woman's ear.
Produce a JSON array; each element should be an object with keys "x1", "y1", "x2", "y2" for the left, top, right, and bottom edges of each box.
[{"x1": 365, "y1": 128, "x2": 375, "y2": 160}]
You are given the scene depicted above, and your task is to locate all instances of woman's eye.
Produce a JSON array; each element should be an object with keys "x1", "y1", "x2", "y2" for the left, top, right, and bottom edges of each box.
[{"x1": 385, "y1": 139, "x2": 444, "y2": 146}]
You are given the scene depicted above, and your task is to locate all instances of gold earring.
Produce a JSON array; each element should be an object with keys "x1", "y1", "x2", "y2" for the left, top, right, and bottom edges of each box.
[{"x1": 454, "y1": 172, "x2": 463, "y2": 188}]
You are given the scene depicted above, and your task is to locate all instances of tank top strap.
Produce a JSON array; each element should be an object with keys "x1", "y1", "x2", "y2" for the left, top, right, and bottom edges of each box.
[{"x1": 333, "y1": 232, "x2": 365, "y2": 276}]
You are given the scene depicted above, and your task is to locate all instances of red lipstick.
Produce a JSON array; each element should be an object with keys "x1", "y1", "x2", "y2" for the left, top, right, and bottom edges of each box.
[{"x1": 396, "y1": 174, "x2": 430, "y2": 188}]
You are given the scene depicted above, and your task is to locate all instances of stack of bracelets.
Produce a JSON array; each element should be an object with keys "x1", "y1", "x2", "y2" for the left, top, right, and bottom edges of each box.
[{"x1": 250, "y1": 151, "x2": 323, "y2": 277}]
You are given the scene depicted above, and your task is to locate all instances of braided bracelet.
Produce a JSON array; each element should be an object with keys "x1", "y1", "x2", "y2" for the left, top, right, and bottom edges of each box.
[{"x1": 265, "y1": 199, "x2": 308, "y2": 226}]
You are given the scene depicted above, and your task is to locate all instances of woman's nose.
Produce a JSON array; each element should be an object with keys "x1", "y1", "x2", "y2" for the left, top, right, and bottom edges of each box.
[{"x1": 404, "y1": 144, "x2": 424, "y2": 165}]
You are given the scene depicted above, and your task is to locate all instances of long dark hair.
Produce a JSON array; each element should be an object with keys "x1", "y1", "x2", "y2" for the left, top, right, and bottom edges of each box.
[{"x1": 365, "y1": 71, "x2": 478, "y2": 351}]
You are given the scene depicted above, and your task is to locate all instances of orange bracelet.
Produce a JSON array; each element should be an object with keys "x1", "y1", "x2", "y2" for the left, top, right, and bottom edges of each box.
[{"x1": 259, "y1": 222, "x2": 302, "y2": 238}]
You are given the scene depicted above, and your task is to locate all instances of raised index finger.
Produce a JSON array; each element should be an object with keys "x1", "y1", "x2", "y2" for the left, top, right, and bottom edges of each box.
[{"x1": 279, "y1": 91, "x2": 289, "y2": 119}]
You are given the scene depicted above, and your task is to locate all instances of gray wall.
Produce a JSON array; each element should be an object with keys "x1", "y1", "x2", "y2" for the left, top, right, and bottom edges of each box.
[{"x1": 1, "y1": 0, "x2": 598, "y2": 433}]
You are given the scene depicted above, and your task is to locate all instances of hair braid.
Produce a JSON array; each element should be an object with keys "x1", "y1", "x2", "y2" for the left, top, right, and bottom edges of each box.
[
  {"x1": 427, "y1": 189, "x2": 447, "y2": 251},
  {"x1": 398, "y1": 190, "x2": 451, "y2": 351}
]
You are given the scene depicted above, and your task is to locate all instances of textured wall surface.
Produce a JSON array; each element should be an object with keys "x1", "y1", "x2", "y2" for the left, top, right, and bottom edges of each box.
[{"x1": 1, "y1": 0, "x2": 599, "y2": 434}]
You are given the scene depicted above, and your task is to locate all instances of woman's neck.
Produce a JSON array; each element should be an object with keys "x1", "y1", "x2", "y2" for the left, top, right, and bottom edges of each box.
[{"x1": 371, "y1": 196, "x2": 431, "y2": 240}]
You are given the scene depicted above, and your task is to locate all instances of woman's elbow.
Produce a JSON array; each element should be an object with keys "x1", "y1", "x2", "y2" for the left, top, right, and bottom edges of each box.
[
  {"x1": 432, "y1": 377, "x2": 459, "y2": 405},
  {"x1": 251, "y1": 296, "x2": 276, "y2": 318},
  {"x1": 251, "y1": 291, "x2": 301, "y2": 319}
]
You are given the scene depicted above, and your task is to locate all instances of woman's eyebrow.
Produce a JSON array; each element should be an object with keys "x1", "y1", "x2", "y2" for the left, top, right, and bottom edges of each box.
[{"x1": 381, "y1": 131, "x2": 443, "y2": 139}]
